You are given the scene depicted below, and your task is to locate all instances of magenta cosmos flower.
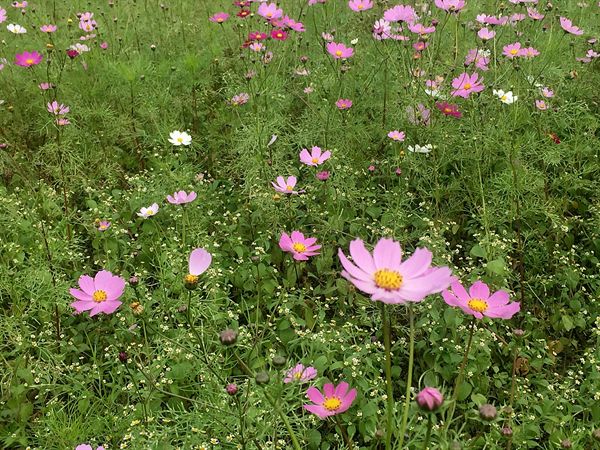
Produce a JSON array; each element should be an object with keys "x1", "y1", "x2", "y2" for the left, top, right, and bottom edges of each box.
[
  {"x1": 272, "y1": 176, "x2": 301, "y2": 194},
  {"x1": 326, "y1": 42, "x2": 354, "y2": 59},
  {"x1": 348, "y1": 0, "x2": 373, "y2": 12},
  {"x1": 336, "y1": 98, "x2": 353, "y2": 110},
  {"x1": 47, "y1": 101, "x2": 69, "y2": 115},
  {"x1": 304, "y1": 382, "x2": 357, "y2": 419},
  {"x1": 258, "y1": 2, "x2": 283, "y2": 20},
  {"x1": 284, "y1": 363, "x2": 318, "y2": 383},
  {"x1": 559, "y1": 17, "x2": 583, "y2": 36},
  {"x1": 451, "y1": 72, "x2": 484, "y2": 98},
  {"x1": 442, "y1": 280, "x2": 520, "y2": 319},
  {"x1": 436, "y1": 102, "x2": 462, "y2": 118},
  {"x1": 167, "y1": 190, "x2": 197, "y2": 204},
  {"x1": 186, "y1": 248, "x2": 212, "y2": 284},
  {"x1": 434, "y1": 0, "x2": 465, "y2": 12},
  {"x1": 299, "y1": 146, "x2": 331, "y2": 166},
  {"x1": 14, "y1": 51, "x2": 43, "y2": 67},
  {"x1": 70, "y1": 270, "x2": 126, "y2": 317},
  {"x1": 279, "y1": 231, "x2": 321, "y2": 261},
  {"x1": 209, "y1": 12, "x2": 229, "y2": 23},
  {"x1": 416, "y1": 387, "x2": 444, "y2": 411},
  {"x1": 338, "y1": 238, "x2": 454, "y2": 304}
]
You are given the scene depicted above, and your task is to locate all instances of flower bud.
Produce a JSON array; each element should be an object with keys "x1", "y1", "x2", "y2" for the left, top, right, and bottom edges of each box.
[
  {"x1": 226, "y1": 383, "x2": 238, "y2": 396},
  {"x1": 513, "y1": 328, "x2": 524, "y2": 337},
  {"x1": 219, "y1": 329, "x2": 238, "y2": 346},
  {"x1": 272, "y1": 355, "x2": 286, "y2": 368},
  {"x1": 560, "y1": 440, "x2": 572, "y2": 449},
  {"x1": 374, "y1": 429, "x2": 384, "y2": 440},
  {"x1": 501, "y1": 427, "x2": 513, "y2": 437},
  {"x1": 129, "y1": 275, "x2": 139, "y2": 286},
  {"x1": 118, "y1": 351, "x2": 128, "y2": 363},
  {"x1": 416, "y1": 387, "x2": 444, "y2": 412},
  {"x1": 255, "y1": 371, "x2": 270, "y2": 385},
  {"x1": 479, "y1": 404, "x2": 497, "y2": 421}
]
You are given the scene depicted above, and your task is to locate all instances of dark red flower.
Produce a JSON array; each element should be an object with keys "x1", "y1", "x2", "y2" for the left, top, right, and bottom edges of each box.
[
  {"x1": 436, "y1": 101, "x2": 462, "y2": 118},
  {"x1": 66, "y1": 49, "x2": 79, "y2": 59},
  {"x1": 548, "y1": 132, "x2": 561, "y2": 144},
  {"x1": 237, "y1": 9, "x2": 251, "y2": 18}
]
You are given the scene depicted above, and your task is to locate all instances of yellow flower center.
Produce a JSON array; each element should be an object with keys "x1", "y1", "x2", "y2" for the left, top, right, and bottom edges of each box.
[
  {"x1": 147, "y1": 209, "x2": 155, "y2": 215},
  {"x1": 510, "y1": 49, "x2": 518, "y2": 55},
  {"x1": 277, "y1": 33, "x2": 282, "y2": 38},
  {"x1": 177, "y1": 137, "x2": 183, "y2": 142},
  {"x1": 93, "y1": 290, "x2": 107, "y2": 303},
  {"x1": 185, "y1": 274, "x2": 199, "y2": 284},
  {"x1": 292, "y1": 243, "x2": 307, "y2": 253},
  {"x1": 335, "y1": 50, "x2": 343, "y2": 56},
  {"x1": 464, "y1": 83, "x2": 472, "y2": 89},
  {"x1": 444, "y1": 108, "x2": 451, "y2": 113},
  {"x1": 25, "y1": 58, "x2": 34, "y2": 65},
  {"x1": 323, "y1": 396, "x2": 342, "y2": 411},
  {"x1": 358, "y1": 4, "x2": 364, "y2": 9},
  {"x1": 374, "y1": 269, "x2": 403, "y2": 290},
  {"x1": 501, "y1": 95, "x2": 507, "y2": 101},
  {"x1": 340, "y1": 103, "x2": 347, "y2": 108},
  {"x1": 218, "y1": 18, "x2": 224, "y2": 22},
  {"x1": 294, "y1": 372, "x2": 303, "y2": 379},
  {"x1": 286, "y1": 185, "x2": 293, "y2": 191},
  {"x1": 468, "y1": 298, "x2": 488, "y2": 313},
  {"x1": 266, "y1": 12, "x2": 273, "y2": 17},
  {"x1": 311, "y1": 157, "x2": 319, "y2": 163}
]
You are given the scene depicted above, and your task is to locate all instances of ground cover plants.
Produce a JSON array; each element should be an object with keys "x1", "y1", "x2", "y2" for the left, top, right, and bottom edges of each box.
[{"x1": 1, "y1": 0, "x2": 599, "y2": 448}]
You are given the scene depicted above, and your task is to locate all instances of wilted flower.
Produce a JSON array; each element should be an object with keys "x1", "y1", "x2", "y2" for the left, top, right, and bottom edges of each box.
[
  {"x1": 479, "y1": 404, "x2": 497, "y2": 421},
  {"x1": 226, "y1": 384, "x2": 238, "y2": 395},
  {"x1": 70, "y1": 270, "x2": 126, "y2": 317},
  {"x1": 279, "y1": 231, "x2": 321, "y2": 261},
  {"x1": 284, "y1": 364, "x2": 318, "y2": 383},
  {"x1": 76, "y1": 445, "x2": 105, "y2": 450},
  {"x1": 304, "y1": 382, "x2": 357, "y2": 418}
]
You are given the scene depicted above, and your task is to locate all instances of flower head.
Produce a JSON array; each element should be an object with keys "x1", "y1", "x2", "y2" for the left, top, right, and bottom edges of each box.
[
  {"x1": 47, "y1": 101, "x2": 69, "y2": 115},
  {"x1": 338, "y1": 238, "x2": 454, "y2": 304},
  {"x1": 70, "y1": 271, "x2": 126, "y2": 317},
  {"x1": 299, "y1": 146, "x2": 331, "y2": 166},
  {"x1": 451, "y1": 72, "x2": 484, "y2": 98},
  {"x1": 209, "y1": 12, "x2": 229, "y2": 23},
  {"x1": 230, "y1": 93, "x2": 250, "y2": 106},
  {"x1": 14, "y1": 51, "x2": 42, "y2": 67},
  {"x1": 388, "y1": 130, "x2": 406, "y2": 141},
  {"x1": 477, "y1": 28, "x2": 495, "y2": 40},
  {"x1": 137, "y1": 203, "x2": 159, "y2": 218},
  {"x1": 40, "y1": 24, "x2": 57, "y2": 33},
  {"x1": 560, "y1": 17, "x2": 583, "y2": 35},
  {"x1": 434, "y1": 0, "x2": 465, "y2": 12},
  {"x1": 383, "y1": 5, "x2": 416, "y2": 23},
  {"x1": 279, "y1": 231, "x2": 321, "y2": 261},
  {"x1": 271, "y1": 29, "x2": 288, "y2": 40},
  {"x1": 442, "y1": 280, "x2": 520, "y2": 319},
  {"x1": 535, "y1": 100, "x2": 549, "y2": 111},
  {"x1": 166, "y1": 190, "x2": 197, "y2": 205},
  {"x1": 7, "y1": 23, "x2": 26, "y2": 33},
  {"x1": 316, "y1": 170, "x2": 330, "y2": 181},
  {"x1": 168, "y1": 130, "x2": 192, "y2": 146},
  {"x1": 97, "y1": 220, "x2": 111, "y2": 231},
  {"x1": 284, "y1": 364, "x2": 318, "y2": 383},
  {"x1": 503, "y1": 42, "x2": 522, "y2": 59},
  {"x1": 436, "y1": 102, "x2": 462, "y2": 118},
  {"x1": 326, "y1": 42, "x2": 354, "y2": 59},
  {"x1": 493, "y1": 89, "x2": 518, "y2": 104},
  {"x1": 304, "y1": 382, "x2": 357, "y2": 419},
  {"x1": 258, "y1": 2, "x2": 283, "y2": 20},
  {"x1": 272, "y1": 176, "x2": 301, "y2": 194},
  {"x1": 336, "y1": 98, "x2": 353, "y2": 110},
  {"x1": 416, "y1": 387, "x2": 444, "y2": 411},
  {"x1": 348, "y1": 0, "x2": 373, "y2": 12}
]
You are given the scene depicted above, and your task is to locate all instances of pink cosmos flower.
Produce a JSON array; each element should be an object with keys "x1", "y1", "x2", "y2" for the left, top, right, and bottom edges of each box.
[
  {"x1": 541, "y1": 87, "x2": 554, "y2": 98},
  {"x1": 209, "y1": 12, "x2": 229, "y2": 23},
  {"x1": 383, "y1": 4, "x2": 416, "y2": 23},
  {"x1": 279, "y1": 231, "x2": 321, "y2": 261},
  {"x1": 12, "y1": 1, "x2": 27, "y2": 7},
  {"x1": 465, "y1": 48, "x2": 489, "y2": 71},
  {"x1": 0, "y1": 8, "x2": 6, "y2": 23},
  {"x1": 56, "y1": 118, "x2": 70, "y2": 126},
  {"x1": 76, "y1": 445, "x2": 105, "y2": 450},
  {"x1": 249, "y1": 42, "x2": 264, "y2": 52},
  {"x1": 299, "y1": 146, "x2": 331, "y2": 166},
  {"x1": 476, "y1": 14, "x2": 508, "y2": 26},
  {"x1": 388, "y1": 130, "x2": 405, "y2": 141},
  {"x1": 442, "y1": 280, "x2": 520, "y2": 320},
  {"x1": 406, "y1": 104, "x2": 431, "y2": 126},
  {"x1": 40, "y1": 24, "x2": 57, "y2": 33},
  {"x1": 79, "y1": 19, "x2": 97, "y2": 32},
  {"x1": 535, "y1": 99, "x2": 548, "y2": 110},
  {"x1": 559, "y1": 17, "x2": 583, "y2": 35},
  {"x1": 272, "y1": 176, "x2": 300, "y2": 194},
  {"x1": 39, "y1": 82, "x2": 55, "y2": 90},
  {"x1": 336, "y1": 98, "x2": 353, "y2": 110},
  {"x1": 436, "y1": 102, "x2": 462, "y2": 118},
  {"x1": 338, "y1": 238, "x2": 454, "y2": 304},
  {"x1": 230, "y1": 93, "x2": 250, "y2": 106},
  {"x1": 348, "y1": 0, "x2": 373, "y2": 12},
  {"x1": 308, "y1": 0, "x2": 326, "y2": 4},
  {"x1": 167, "y1": 190, "x2": 197, "y2": 204},
  {"x1": 70, "y1": 270, "x2": 126, "y2": 317},
  {"x1": 326, "y1": 42, "x2": 354, "y2": 59},
  {"x1": 519, "y1": 47, "x2": 540, "y2": 58},
  {"x1": 249, "y1": 31, "x2": 268, "y2": 41},
  {"x1": 271, "y1": 29, "x2": 288, "y2": 40},
  {"x1": 316, "y1": 171, "x2": 330, "y2": 181},
  {"x1": 413, "y1": 41, "x2": 428, "y2": 51},
  {"x1": 408, "y1": 23, "x2": 436, "y2": 35},
  {"x1": 503, "y1": 42, "x2": 522, "y2": 59},
  {"x1": 509, "y1": 13, "x2": 526, "y2": 25},
  {"x1": 14, "y1": 51, "x2": 43, "y2": 67},
  {"x1": 188, "y1": 248, "x2": 212, "y2": 278},
  {"x1": 258, "y1": 2, "x2": 283, "y2": 20},
  {"x1": 284, "y1": 364, "x2": 318, "y2": 383},
  {"x1": 47, "y1": 101, "x2": 69, "y2": 116},
  {"x1": 527, "y1": 8, "x2": 544, "y2": 20},
  {"x1": 416, "y1": 387, "x2": 444, "y2": 411},
  {"x1": 451, "y1": 72, "x2": 484, "y2": 98},
  {"x1": 373, "y1": 19, "x2": 392, "y2": 40},
  {"x1": 477, "y1": 28, "x2": 496, "y2": 40},
  {"x1": 304, "y1": 382, "x2": 357, "y2": 419},
  {"x1": 434, "y1": 0, "x2": 465, "y2": 12}
]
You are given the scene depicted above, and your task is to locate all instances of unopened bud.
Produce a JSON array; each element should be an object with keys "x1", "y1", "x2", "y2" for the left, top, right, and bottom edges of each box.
[{"x1": 219, "y1": 329, "x2": 238, "y2": 346}]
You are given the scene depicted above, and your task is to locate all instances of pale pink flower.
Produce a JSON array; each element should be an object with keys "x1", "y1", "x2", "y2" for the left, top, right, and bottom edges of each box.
[
  {"x1": 348, "y1": 0, "x2": 373, "y2": 12},
  {"x1": 284, "y1": 364, "x2": 318, "y2": 383},
  {"x1": 40, "y1": 24, "x2": 57, "y2": 33},
  {"x1": 47, "y1": 101, "x2": 69, "y2": 116},
  {"x1": 434, "y1": 0, "x2": 465, "y2": 12},
  {"x1": 443, "y1": 280, "x2": 520, "y2": 320},
  {"x1": 336, "y1": 98, "x2": 353, "y2": 110},
  {"x1": 477, "y1": 27, "x2": 496, "y2": 40},
  {"x1": 408, "y1": 22, "x2": 436, "y2": 35},
  {"x1": 0, "y1": 8, "x2": 6, "y2": 24},
  {"x1": 527, "y1": 8, "x2": 544, "y2": 20},
  {"x1": 299, "y1": 146, "x2": 331, "y2": 166},
  {"x1": 518, "y1": 47, "x2": 540, "y2": 58},
  {"x1": 279, "y1": 231, "x2": 321, "y2": 260},
  {"x1": 258, "y1": 2, "x2": 283, "y2": 20},
  {"x1": 326, "y1": 42, "x2": 354, "y2": 59},
  {"x1": 383, "y1": 4, "x2": 416, "y2": 23},
  {"x1": 388, "y1": 130, "x2": 405, "y2": 142},
  {"x1": 209, "y1": 12, "x2": 229, "y2": 23},
  {"x1": 188, "y1": 248, "x2": 212, "y2": 277},
  {"x1": 70, "y1": 270, "x2": 126, "y2": 317},
  {"x1": 541, "y1": 87, "x2": 554, "y2": 98},
  {"x1": 272, "y1": 176, "x2": 301, "y2": 194},
  {"x1": 535, "y1": 100, "x2": 549, "y2": 111},
  {"x1": 166, "y1": 190, "x2": 197, "y2": 204},
  {"x1": 503, "y1": 42, "x2": 522, "y2": 59},
  {"x1": 560, "y1": 17, "x2": 583, "y2": 35}
]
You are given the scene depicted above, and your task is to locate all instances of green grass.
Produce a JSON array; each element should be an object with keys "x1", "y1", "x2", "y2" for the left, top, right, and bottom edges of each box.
[{"x1": 1, "y1": 0, "x2": 600, "y2": 449}]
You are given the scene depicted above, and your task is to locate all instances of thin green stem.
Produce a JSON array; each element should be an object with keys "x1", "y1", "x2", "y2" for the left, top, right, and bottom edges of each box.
[
  {"x1": 380, "y1": 303, "x2": 395, "y2": 449},
  {"x1": 335, "y1": 416, "x2": 354, "y2": 450},
  {"x1": 397, "y1": 305, "x2": 415, "y2": 449},
  {"x1": 422, "y1": 415, "x2": 433, "y2": 450}
]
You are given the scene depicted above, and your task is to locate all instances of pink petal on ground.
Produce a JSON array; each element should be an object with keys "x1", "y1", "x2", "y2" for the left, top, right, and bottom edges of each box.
[
  {"x1": 373, "y1": 238, "x2": 402, "y2": 269},
  {"x1": 306, "y1": 386, "x2": 324, "y2": 403},
  {"x1": 348, "y1": 239, "x2": 377, "y2": 274},
  {"x1": 77, "y1": 275, "x2": 96, "y2": 295},
  {"x1": 399, "y1": 247, "x2": 432, "y2": 278},
  {"x1": 469, "y1": 280, "x2": 490, "y2": 300},
  {"x1": 189, "y1": 248, "x2": 212, "y2": 276}
]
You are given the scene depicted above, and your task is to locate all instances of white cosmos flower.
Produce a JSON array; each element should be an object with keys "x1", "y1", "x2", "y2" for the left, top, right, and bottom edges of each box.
[
  {"x1": 168, "y1": 130, "x2": 192, "y2": 146},
  {"x1": 137, "y1": 203, "x2": 159, "y2": 218},
  {"x1": 408, "y1": 144, "x2": 433, "y2": 154},
  {"x1": 493, "y1": 89, "x2": 518, "y2": 104},
  {"x1": 7, "y1": 24, "x2": 27, "y2": 34},
  {"x1": 69, "y1": 43, "x2": 90, "y2": 53}
]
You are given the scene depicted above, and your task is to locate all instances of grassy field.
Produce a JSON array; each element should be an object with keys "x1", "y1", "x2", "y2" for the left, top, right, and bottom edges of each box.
[{"x1": 1, "y1": 0, "x2": 600, "y2": 449}]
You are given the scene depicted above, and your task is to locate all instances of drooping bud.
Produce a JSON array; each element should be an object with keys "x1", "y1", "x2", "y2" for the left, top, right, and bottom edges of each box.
[{"x1": 219, "y1": 329, "x2": 238, "y2": 346}]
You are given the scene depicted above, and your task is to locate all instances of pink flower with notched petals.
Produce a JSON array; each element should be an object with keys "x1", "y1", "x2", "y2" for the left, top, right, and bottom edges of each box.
[
  {"x1": 40, "y1": 24, "x2": 57, "y2": 33},
  {"x1": 304, "y1": 382, "x2": 357, "y2": 419},
  {"x1": 535, "y1": 100, "x2": 549, "y2": 111},
  {"x1": 388, "y1": 130, "x2": 405, "y2": 141},
  {"x1": 559, "y1": 17, "x2": 583, "y2": 35},
  {"x1": 503, "y1": 42, "x2": 522, "y2": 59},
  {"x1": 209, "y1": 12, "x2": 230, "y2": 23},
  {"x1": 348, "y1": 0, "x2": 373, "y2": 12},
  {"x1": 300, "y1": 146, "x2": 331, "y2": 166},
  {"x1": 518, "y1": 47, "x2": 539, "y2": 58},
  {"x1": 451, "y1": 72, "x2": 484, "y2": 98},
  {"x1": 279, "y1": 231, "x2": 321, "y2": 261},
  {"x1": 258, "y1": 2, "x2": 283, "y2": 20},
  {"x1": 541, "y1": 87, "x2": 554, "y2": 98},
  {"x1": 527, "y1": 8, "x2": 544, "y2": 20},
  {"x1": 336, "y1": 98, "x2": 353, "y2": 110},
  {"x1": 434, "y1": 0, "x2": 465, "y2": 12},
  {"x1": 465, "y1": 49, "x2": 489, "y2": 71},
  {"x1": 408, "y1": 22, "x2": 436, "y2": 35},
  {"x1": 167, "y1": 190, "x2": 197, "y2": 204},
  {"x1": 70, "y1": 270, "x2": 126, "y2": 317},
  {"x1": 47, "y1": 101, "x2": 69, "y2": 115},
  {"x1": 338, "y1": 238, "x2": 454, "y2": 304},
  {"x1": 284, "y1": 364, "x2": 317, "y2": 383},
  {"x1": 443, "y1": 280, "x2": 520, "y2": 320},
  {"x1": 477, "y1": 27, "x2": 495, "y2": 40},
  {"x1": 383, "y1": 4, "x2": 416, "y2": 23},
  {"x1": 326, "y1": 42, "x2": 354, "y2": 59},
  {"x1": 272, "y1": 176, "x2": 301, "y2": 194}
]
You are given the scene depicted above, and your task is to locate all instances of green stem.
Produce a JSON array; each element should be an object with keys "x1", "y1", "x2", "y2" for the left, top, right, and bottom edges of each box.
[
  {"x1": 397, "y1": 305, "x2": 415, "y2": 449},
  {"x1": 422, "y1": 415, "x2": 433, "y2": 450},
  {"x1": 335, "y1": 416, "x2": 354, "y2": 450},
  {"x1": 380, "y1": 303, "x2": 395, "y2": 450},
  {"x1": 445, "y1": 318, "x2": 475, "y2": 432}
]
